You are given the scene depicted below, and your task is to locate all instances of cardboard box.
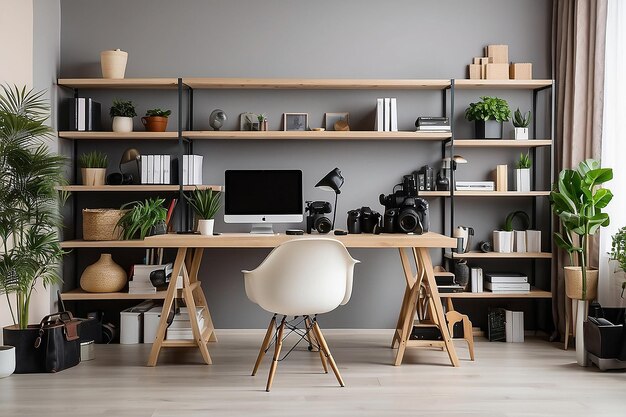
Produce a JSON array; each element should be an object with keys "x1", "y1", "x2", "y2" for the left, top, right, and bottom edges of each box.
[
  {"x1": 510, "y1": 63, "x2": 532, "y2": 80},
  {"x1": 120, "y1": 300, "x2": 154, "y2": 344},
  {"x1": 143, "y1": 306, "x2": 163, "y2": 344},
  {"x1": 473, "y1": 57, "x2": 491, "y2": 65},
  {"x1": 485, "y1": 63, "x2": 510, "y2": 80},
  {"x1": 469, "y1": 64, "x2": 482, "y2": 79},
  {"x1": 485, "y1": 44, "x2": 509, "y2": 64}
]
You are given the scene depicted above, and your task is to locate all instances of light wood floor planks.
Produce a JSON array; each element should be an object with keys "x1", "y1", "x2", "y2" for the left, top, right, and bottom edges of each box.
[{"x1": 0, "y1": 330, "x2": 624, "y2": 417}]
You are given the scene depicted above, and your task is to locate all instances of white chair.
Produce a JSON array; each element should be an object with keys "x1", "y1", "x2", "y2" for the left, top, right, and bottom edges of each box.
[{"x1": 243, "y1": 238, "x2": 359, "y2": 391}]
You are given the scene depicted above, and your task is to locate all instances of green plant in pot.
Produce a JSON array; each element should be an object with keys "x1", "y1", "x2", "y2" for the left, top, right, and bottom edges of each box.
[
  {"x1": 117, "y1": 198, "x2": 167, "y2": 240},
  {"x1": 514, "y1": 152, "x2": 532, "y2": 192},
  {"x1": 141, "y1": 108, "x2": 171, "y2": 132},
  {"x1": 184, "y1": 188, "x2": 222, "y2": 235},
  {"x1": 512, "y1": 108, "x2": 531, "y2": 140},
  {"x1": 110, "y1": 99, "x2": 137, "y2": 133},
  {"x1": 464, "y1": 96, "x2": 511, "y2": 139},
  {"x1": 550, "y1": 159, "x2": 613, "y2": 301},
  {"x1": 0, "y1": 85, "x2": 67, "y2": 373},
  {"x1": 79, "y1": 150, "x2": 107, "y2": 186},
  {"x1": 608, "y1": 226, "x2": 626, "y2": 300}
]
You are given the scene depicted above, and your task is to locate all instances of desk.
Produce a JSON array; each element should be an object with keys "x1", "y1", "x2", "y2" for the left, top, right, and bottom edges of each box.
[{"x1": 143, "y1": 232, "x2": 458, "y2": 367}]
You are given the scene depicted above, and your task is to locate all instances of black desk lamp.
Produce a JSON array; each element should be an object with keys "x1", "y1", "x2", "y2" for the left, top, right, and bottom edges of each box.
[{"x1": 315, "y1": 167, "x2": 344, "y2": 229}]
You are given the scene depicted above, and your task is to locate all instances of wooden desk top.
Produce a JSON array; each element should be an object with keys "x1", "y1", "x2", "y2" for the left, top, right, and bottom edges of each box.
[{"x1": 144, "y1": 232, "x2": 456, "y2": 249}]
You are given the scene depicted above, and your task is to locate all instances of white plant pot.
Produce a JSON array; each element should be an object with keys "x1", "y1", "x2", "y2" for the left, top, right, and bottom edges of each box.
[
  {"x1": 515, "y1": 168, "x2": 531, "y2": 192},
  {"x1": 0, "y1": 346, "x2": 16, "y2": 378},
  {"x1": 112, "y1": 116, "x2": 133, "y2": 133},
  {"x1": 493, "y1": 230, "x2": 514, "y2": 253},
  {"x1": 197, "y1": 219, "x2": 214, "y2": 236},
  {"x1": 514, "y1": 127, "x2": 529, "y2": 140},
  {"x1": 100, "y1": 49, "x2": 128, "y2": 79}
]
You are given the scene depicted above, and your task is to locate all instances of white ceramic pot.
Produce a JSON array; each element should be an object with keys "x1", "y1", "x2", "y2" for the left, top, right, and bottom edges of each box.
[
  {"x1": 0, "y1": 345, "x2": 16, "y2": 378},
  {"x1": 198, "y1": 219, "x2": 214, "y2": 236},
  {"x1": 514, "y1": 127, "x2": 529, "y2": 140},
  {"x1": 112, "y1": 116, "x2": 133, "y2": 133},
  {"x1": 493, "y1": 230, "x2": 514, "y2": 253},
  {"x1": 81, "y1": 168, "x2": 107, "y2": 186},
  {"x1": 100, "y1": 49, "x2": 128, "y2": 79},
  {"x1": 514, "y1": 168, "x2": 531, "y2": 192}
]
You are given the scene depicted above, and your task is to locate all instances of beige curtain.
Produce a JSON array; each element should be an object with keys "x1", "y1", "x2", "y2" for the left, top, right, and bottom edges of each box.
[{"x1": 552, "y1": 0, "x2": 608, "y2": 341}]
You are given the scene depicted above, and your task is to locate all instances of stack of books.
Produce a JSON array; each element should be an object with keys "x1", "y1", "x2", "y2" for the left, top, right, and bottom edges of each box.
[
  {"x1": 182, "y1": 154, "x2": 203, "y2": 185},
  {"x1": 435, "y1": 271, "x2": 464, "y2": 293},
  {"x1": 484, "y1": 272, "x2": 530, "y2": 293},
  {"x1": 166, "y1": 307, "x2": 205, "y2": 340},
  {"x1": 140, "y1": 155, "x2": 172, "y2": 185},
  {"x1": 68, "y1": 98, "x2": 101, "y2": 131},
  {"x1": 375, "y1": 98, "x2": 398, "y2": 132},
  {"x1": 455, "y1": 181, "x2": 495, "y2": 191},
  {"x1": 415, "y1": 116, "x2": 450, "y2": 132},
  {"x1": 128, "y1": 263, "x2": 172, "y2": 294}
]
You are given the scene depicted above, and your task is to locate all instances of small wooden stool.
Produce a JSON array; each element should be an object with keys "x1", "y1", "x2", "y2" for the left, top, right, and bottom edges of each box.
[{"x1": 445, "y1": 310, "x2": 475, "y2": 361}]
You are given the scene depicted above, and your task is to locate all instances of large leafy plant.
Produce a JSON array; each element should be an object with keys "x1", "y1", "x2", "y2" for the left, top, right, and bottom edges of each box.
[
  {"x1": 464, "y1": 96, "x2": 511, "y2": 122},
  {"x1": 184, "y1": 188, "x2": 221, "y2": 220},
  {"x1": 110, "y1": 99, "x2": 137, "y2": 118},
  {"x1": 117, "y1": 198, "x2": 167, "y2": 240},
  {"x1": 0, "y1": 85, "x2": 67, "y2": 329},
  {"x1": 550, "y1": 159, "x2": 613, "y2": 298}
]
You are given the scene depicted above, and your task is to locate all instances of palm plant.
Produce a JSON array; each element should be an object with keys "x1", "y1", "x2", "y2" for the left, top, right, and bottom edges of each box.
[
  {"x1": 0, "y1": 85, "x2": 67, "y2": 329},
  {"x1": 117, "y1": 198, "x2": 167, "y2": 240}
]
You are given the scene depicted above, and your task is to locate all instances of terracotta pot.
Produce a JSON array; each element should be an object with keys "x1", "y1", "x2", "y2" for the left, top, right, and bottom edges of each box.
[
  {"x1": 81, "y1": 168, "x2": 106, "y2": 186},
  {"x1": 100, "y1": 49, "x2": 128, "y2": 79},
  {"x1": 80, "y1": 253, "x2": 127, "y2": 293},
  {"x1": 564, "y1": 266, "x2": 598, "y2": 300},
  {"x1": 141, "y1": 116, "x2": 168, "y2": 132}
]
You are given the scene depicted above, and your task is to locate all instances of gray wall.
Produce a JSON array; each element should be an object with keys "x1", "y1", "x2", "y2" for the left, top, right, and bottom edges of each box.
[{"x1": 60, "y1": 0, "x2": 552, "y2": 328}]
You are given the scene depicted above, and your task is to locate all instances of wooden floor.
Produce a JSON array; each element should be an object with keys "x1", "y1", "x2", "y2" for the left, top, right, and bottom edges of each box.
[{"x1": 1, "y1": 330, "x2": 624, "y2": 417}]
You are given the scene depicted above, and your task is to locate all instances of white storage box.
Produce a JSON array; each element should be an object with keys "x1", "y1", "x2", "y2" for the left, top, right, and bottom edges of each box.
[
  {"x1": 120, "y1": 301, "x2": 154, "y2": 344},
  {"x1": 143, "y1": 306, "x2": 163, "y2": 344}
]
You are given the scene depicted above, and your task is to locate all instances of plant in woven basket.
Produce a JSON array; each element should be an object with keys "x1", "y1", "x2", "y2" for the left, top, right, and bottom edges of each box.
[
  {"x1": 79, "y1": 151, "x2": 108, "y2": 168},
  {"x1": 0, "y1": 85, "x2": 67, "y2": 329},
  {"x1": 117, "y1": 198, "x2": 167, "y2": 240}
]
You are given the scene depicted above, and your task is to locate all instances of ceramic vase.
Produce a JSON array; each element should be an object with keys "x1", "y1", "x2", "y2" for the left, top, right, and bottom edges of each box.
[
  {"x1": 80, "y1": 253, "x2": 127, "y2": 293},
  {"x1": 475, "y1": 120, "x2": 502, "y2": 139},
  {"x1": 515, "y1": 168, "x2": 531, "y2": 192},
  {"x1": 112, "y1": 116, "x2": 133, "y2": 133},
  {"x1": 81, "y1": 168, "x2": 106, "y2": 186},
  {"x1": 198, "y1": 219, "x2": 214, "y2": 236},
  {"x1": 100, "y1": 49, "x2": 128, "y2": 79}
]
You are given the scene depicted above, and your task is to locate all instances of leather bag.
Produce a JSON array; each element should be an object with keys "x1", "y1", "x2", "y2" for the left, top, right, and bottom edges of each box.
[{"x1": 35, "y1": 312, "x2": 81, "y2": 372}]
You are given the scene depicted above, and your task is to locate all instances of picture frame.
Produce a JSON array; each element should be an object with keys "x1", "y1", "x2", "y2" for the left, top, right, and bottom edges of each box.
[
  {"x1": 324, "y1": 112, "x2": 350, "y2": 131},
  {"x1": 283, "y1": 113, "x2": 308, "y2": 131},
  {"x1": 239, "y1": 112, "x2": 259, "y2": 131}
]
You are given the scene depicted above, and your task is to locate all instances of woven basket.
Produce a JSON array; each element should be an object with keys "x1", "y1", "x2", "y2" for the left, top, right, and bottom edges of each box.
[{"x1": 82, "y1": 209, "x2": 125, "y2": 241}]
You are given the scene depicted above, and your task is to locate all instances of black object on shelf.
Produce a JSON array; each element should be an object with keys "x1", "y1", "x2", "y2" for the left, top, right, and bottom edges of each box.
[{"x1": 488, "y1": 308, "x2": 506, "y2": 342}]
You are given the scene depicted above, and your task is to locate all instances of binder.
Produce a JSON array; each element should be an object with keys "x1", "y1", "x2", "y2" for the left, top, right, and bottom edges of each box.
[
  {"x1": 384, "y1": 98, "x2": 391, "y2": 131},
  {"x1": 147, "y1": 155, "x2": 154, "y2": 184},
  {"x1": 193, "y1": 155, "x2": 203, "y2": 185},
  {"x1": 390, "y1": 98, "x2": 398, "y2": 132},
  {"x1": 141, "y1": 155, "x2": 148, "y2": 184},
  {"x1": 163, "y1": 155, "x2": 171, "y2": 184},
  {"x1": 375, "y1": 98, "x2": 384, "y2": 132}
]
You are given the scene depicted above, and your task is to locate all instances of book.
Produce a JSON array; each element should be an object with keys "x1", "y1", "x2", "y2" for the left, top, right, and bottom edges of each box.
[
  {"x1": 505, "y1": 310, "x2": 524, "y2": 342},
  {"x1": 484, "y1": 282, "x2": 530, "y2": 292},
  {"x1": 495, "y1": 165, "x2": 507, "y2": 192},
  {"x1": 384, "y1": 97, "x2": 391, "y2": 131},
  {"x1": 147, "y1": 155, "x2": 154, "y2": 184},
  {"x1": 193, "y1": 155, "x2": 203, "y2": 185},
  {"x1": 132, "y1": 263, "x2": 173, "y2": 281},
  {"x1": 455, "y1": 181, "x2": 495, "y2": 191},
  {"x1": 182, "y1": 155, "x2": 189, "y2": 186},
  {"x1": 415, "y1": 125, "x2": 451, "y2": 131},
  {"x1": 141, "y1": 155, "x2": 148, "y2": 184},
  {"x1": 390, "y1": 98, "x2": 398, "y2": 132},
  {"x1": 417, "y1": 117, "x2": 449, "y2": 126},
  {"x1": 484, "y1": 273, "x2": 528, "y2": 283},
  {"x1": 470, "y1": 267, "x2": 483, "y2": 293},
  {"x1": 153, "y1": 155, "x2": 162, "y2": 184},
  {"x1": 514, "y1": 230, "x2": 526, "y2": 252},
  {"x1": 85, "y1": 99, "x2": 101, "y2": 131},
  {"x1": 526, "y1": 230, "x2": 541, "y2": 252},
  {"x1": 163, "y1": 155, "x2": 171, "y2": 184},
  {"x1": 375, "y1": 98, "x2": 384, "y2": 132}
]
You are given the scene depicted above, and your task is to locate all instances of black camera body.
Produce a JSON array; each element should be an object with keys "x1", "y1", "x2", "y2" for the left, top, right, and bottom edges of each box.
[
  {"x1": 305, "y1": 200, "x2": 332, "y2": 234},
  {"x1": 347, "y1": 206, "x2": 381, "y2": 234},
  {"x1": 379, "y1": 175, "x2": 430, "y2": 234}
]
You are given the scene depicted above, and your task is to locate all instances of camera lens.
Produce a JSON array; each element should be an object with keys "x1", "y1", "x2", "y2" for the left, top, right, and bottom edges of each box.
[
  {"x1": 398, "y1": 209, "x2": 418, "y2": 233},
  {"x1": 315, "y1": 217, "x2": 332, "y2": 234}
]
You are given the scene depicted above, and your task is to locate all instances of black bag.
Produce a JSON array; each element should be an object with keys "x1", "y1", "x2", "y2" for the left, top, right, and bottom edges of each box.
[{"x1": 3, "y1": 312, "x2": 81, "y2": 373}]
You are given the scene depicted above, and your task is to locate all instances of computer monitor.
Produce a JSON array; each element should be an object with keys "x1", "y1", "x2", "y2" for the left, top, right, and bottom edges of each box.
[{"x1": 224, "y1": 170, "x2": 303, "y2": 234}]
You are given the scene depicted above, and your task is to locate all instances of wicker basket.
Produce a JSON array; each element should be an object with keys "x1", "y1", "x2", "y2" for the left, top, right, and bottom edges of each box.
[{"x1": 82, "y1": 209, "x2": 125, "y2": 241}]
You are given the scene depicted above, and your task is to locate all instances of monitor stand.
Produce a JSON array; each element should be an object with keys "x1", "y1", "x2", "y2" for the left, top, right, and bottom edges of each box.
[{"x1": 250, "y1": 223, "x2": 275, "y2": 234}]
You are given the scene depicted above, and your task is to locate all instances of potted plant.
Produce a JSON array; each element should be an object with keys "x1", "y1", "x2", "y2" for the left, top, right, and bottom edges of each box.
[
  {"x1": 110, "y1": 99, "x2": 137, "y2": 133},
  {"x1": 464, "y1": 96, "x2": 511, "y2": 139},
  {"x1": 79, "y1": 151, "x2": 107, "y2": 186},
  {"x1": 512, "y1": 108, "x2": 531, "y2": 140},
  {"x1": 514, "y1": 152, "x2": 532, "y2": 192},
  {"x1": 117, "y1": 198, "x2": 168, "y2": 240},
  {"x1": 184, "y1": 188, "x2": 222, "y2": 235},
  {"x1": 0, "y1": 85, "x2": 66, "y2": 373},
  {"x1": 100, "y1": 49, "x2": 128, "y2": 79},
  {"x1": 257, "y1": 113, "x2": 268, "y2": 131},
  {"x1": 608, "y1": 226, "x2": 626, "y2": 301},
  {"x1": 141, "y1": 108, "x2": 171, "y2": 132}
]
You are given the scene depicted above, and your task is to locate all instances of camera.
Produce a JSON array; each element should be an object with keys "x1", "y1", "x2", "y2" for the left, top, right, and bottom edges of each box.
[
  {"x1": 305, "y1": 200, "x2": 332, "y2": 234},
  {"x1": 379, "y1": 175, "x2": 430, "y2": 234},
  {"x1": 347, "y1": 206, "x2": 381, "y2": 234}
]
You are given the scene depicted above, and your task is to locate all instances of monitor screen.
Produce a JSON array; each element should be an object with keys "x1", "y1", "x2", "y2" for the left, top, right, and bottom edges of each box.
[{"x1": 224, "y1": 170, "x2": 303, "y2": 227}]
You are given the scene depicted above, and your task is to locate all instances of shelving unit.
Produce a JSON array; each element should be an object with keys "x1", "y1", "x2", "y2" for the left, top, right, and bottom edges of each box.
[
  {"x1": 58, "y1": 131, "x2": 179, "y2": 140},
  {"x1": 183, "y1": 131, "x2": 451, "y2": 141},
  {"x1": 441, "y1": 288, "x2": 551, "y2": 299}
]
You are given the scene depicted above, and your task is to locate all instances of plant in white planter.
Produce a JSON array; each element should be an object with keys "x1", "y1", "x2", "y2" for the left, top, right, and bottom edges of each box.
[
  {"x1": 514, "y1": 152, "x2": 532, "y2": 192},
  {"x1": 110, "y1": 99, "x2": 136, "y2": 133},
  {"x1": 464, "y1": 96, "x2": 511, "y2": 139},
  {"x1": 184, "y1": 188, "x2": 222, "y2": 236},
  {"x1": 512, "y1": 108, "x2": 531, "y2": 140},
  {"x1": 79, "y1": 151, "x2": 107, "y2": 186}
]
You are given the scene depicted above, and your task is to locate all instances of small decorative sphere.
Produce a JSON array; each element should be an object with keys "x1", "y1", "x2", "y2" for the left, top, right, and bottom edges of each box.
[{"x1": 209, "y1": 109, "x2": 227, "y2": 131}]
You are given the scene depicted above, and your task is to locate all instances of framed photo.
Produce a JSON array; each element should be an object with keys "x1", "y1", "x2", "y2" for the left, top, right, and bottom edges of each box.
[
  {"x1": 283, "y1": 113, "x2": 308, "y2": 131},
  {"x1": 239, "y1": 112, "x2": 259, "y2": 131},
  {"x1": 324, "y1": 112, "x2": 350, "y2": 131}
]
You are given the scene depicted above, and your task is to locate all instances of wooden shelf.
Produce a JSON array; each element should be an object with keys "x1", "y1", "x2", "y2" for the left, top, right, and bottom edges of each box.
[
  {"x1": 445, "y1": 251, "x2": 552, "y2": 259},
  {"x1": 453, "y1": 191, "x2": 550, "y2": 197},
  {"x1": 61, "y1": 239, "x2": 146, "y2": 248},
  {"x1": 182, "y1": 130, "x2": 451, "y2": 141},
  {"x1": 58, "y1": 185, "x2": 222, "y2": 192},
  {"x1": 58, "y1": 131, "x2": 179, "y2": 140},
  {"x1": 183, "y1": 78, "x2": 451, "y2": 90},
  {"x1": 60, "y1": 288, "x2": 167, "y2": 300},
  {"x1": 454, "y1": 79, "x2": 553, "y2": 90},
  {"x1": 57, "y1": 78, "x2": 180, "y2": 89},
  {"x1": 452, "y1": 139, "x2": 552, "y2": 148},
  {"x1": 418, "y1": 191, "x2": 451, "y2": 197},
  {"x1": 441, "y1": 288, "x2": 552, "y2": 299}
]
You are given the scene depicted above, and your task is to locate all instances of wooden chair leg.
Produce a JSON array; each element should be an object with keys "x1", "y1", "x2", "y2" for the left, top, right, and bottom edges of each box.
[
  {"x1": 312, "y1": 321, "x2": 344, "y2": 387},
  {"x1": 252, "y1": 315, "x2": 276, "y2": 376},
  {"x1": 266, "y1": 316, "x2": 286, "y2": 392},
  {"x1": 305, "y1": 317, "x2": 327, "y2": 373}
]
